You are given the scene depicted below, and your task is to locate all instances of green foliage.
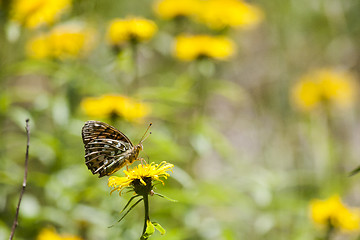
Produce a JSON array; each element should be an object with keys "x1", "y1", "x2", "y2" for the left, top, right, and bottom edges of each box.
[{"x1": 153, "y1": 222, "x2": 166, "y2": 235}]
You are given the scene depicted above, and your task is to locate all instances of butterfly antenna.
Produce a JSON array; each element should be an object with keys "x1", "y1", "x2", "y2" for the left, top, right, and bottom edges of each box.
[{"x1": 139, "y1": 123, "x2": 152, "y2": 144}]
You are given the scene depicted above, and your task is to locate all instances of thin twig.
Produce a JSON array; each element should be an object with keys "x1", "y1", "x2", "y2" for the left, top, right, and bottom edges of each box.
[{"x1": 9, "y1": 119, "x2": 30, "y2": 240}]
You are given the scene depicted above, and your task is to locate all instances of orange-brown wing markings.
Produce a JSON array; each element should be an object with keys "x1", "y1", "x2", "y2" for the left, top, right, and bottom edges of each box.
[
  {"x1": 82, "y1": 120, "x2": 133, "y2": 146},
  {"x1": 81, "y1": 121, "x2": 134, "y2": 177}
]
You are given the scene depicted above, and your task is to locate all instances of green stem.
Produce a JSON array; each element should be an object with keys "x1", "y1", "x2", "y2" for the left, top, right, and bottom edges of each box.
[
  {"x1": 142, "y1": 194, "x2": 150, "y2": 235},
  {"x1": 324, "y1": 222, "x2": 334, "y2": 240},
  {"x1": 194, "y1": 59, "x2": 208, "y2": 117},
  {"x1": 131, "y1": 42, "x2": 139, "y2": 92}
]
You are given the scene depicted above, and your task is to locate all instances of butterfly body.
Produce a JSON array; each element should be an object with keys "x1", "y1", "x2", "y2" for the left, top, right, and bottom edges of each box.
[{"x1": 82, "y1": 121, "x2": 143, "y2": 177}]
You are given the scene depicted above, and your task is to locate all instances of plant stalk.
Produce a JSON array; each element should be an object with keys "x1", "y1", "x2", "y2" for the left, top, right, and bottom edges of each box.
[
  {"x1": 9, "y1": 119, "x2": 30, "y2": 240},
  {"x1": 131, "y1": 41, "x2": 139, "y2": 92},
  {"x1": 142, "y1": 194, "x2": 150, "y2": 235}
]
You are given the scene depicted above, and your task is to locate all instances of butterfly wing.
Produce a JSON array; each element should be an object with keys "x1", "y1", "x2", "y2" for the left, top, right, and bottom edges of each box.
[
  {"x1": 82, "y1": 121, "x2": 134, "y2": 177},
  {"x1": 82, "y1": 120, "x2": 133, "y2": 146}
]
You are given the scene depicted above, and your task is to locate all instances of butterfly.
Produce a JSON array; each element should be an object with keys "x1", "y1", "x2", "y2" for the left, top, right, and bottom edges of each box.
[{"x1": 82, "y1": 120, "x2": 151, "y2": 178}]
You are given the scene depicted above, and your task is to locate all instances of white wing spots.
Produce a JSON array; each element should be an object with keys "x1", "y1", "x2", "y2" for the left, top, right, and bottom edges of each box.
[
  {"x1": 83, "y1": 138, "x2": 132, "y2": 177},
  {"x1": 81, "y1": 121, "x2": 140, "y2": 177}
]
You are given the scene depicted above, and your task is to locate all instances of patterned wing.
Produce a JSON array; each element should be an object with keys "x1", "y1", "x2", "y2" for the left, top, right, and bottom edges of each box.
[
  {"x1": 82, "y1": 121, "x2": 133, "y2": 177},
  {"x1": 82, "y1": 120, "x2": 133, "y2": 146}
]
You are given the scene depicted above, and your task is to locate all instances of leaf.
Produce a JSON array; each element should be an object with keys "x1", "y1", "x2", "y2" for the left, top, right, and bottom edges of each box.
[
  {"x1": 52, "y1": 95, "x2": 70, "y2": 126},
  {"x1": 141, "y1": 220, "x2": 155, "y2": 239},
  {"x1": 211, "y1": 79, "x2": 247, "y2": 103},
  {"x1": 108, "y1": 197, "x2": 143, "y2": 228},
  {"x1": 349, "y1": 166, "x2": 360, "y2": 177},
  {"x1": 119, "y1": 195, "x2": 141, "y2": 214},
  {"x1": 117, "y1": 198, "x2": 143, "y2": 223},
  {"x1": 152, "y1": 222, "x2": 166, "y2": 235},
  {"x1": 145, "y1": 220, "x2": 155, "y2": 235},
  {"x1": 153, "y1": 192, "x2": 178, "y2": 202}
]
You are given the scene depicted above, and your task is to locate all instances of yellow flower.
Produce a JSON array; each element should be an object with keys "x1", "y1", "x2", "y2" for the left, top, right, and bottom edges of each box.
[
  {"x1": 107, "y1": 17, "x2": 157, "y2": 46},
  {"x1": 174, "y1": 35, "x2": 236, "y2": 61},
  {"x1": 26, "y1": 23, "x2": 95, "y2": 59},
  {"x1": 37, "y1": 228, "x2": 82, "y2": 240},
  {"x1": 310, "y1": 195, "x2": 360, "y2": 232},
  {"x1": 108, "y1": 161, "x2": 174, "y2": 194},
  {"x1": 11, "y1": 0, "x2": 71, "y2": 29},
  {"x1": 291, "y1": 69, "x2": 357, "y2": 111},
  {"x1": 26, "y1": 34, "x2": 51, "y2": 59},
  {"x1": 81, "y1": 94, "x2": 150, "y2": 122},
  {"x1": 154, "y1": 0, "x2": 201, "y2": 19},
  {"x1": 195, "y1": 0, "x2": 263, "y2": 30},
  {"x1": 318, "y1": 71, "x2": 356, "y2": 107},
  {"x1": 291, "y1": 79, "x2": 321, "y2": 111}
]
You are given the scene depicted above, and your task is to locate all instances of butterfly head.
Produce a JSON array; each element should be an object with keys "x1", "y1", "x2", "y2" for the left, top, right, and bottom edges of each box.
[
  {"x1": 129, "y1": 143, "x2": 143, "y2": 164},
  {"x1": 137, "y1": 143, "x2": 143, "y2": 151}
]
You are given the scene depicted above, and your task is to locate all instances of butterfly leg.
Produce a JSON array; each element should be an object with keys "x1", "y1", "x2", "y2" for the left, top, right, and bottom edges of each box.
[
  {"x1": 139, "y1": 158, "x2": 146, "y2": 166},
  {"x1": 142, "y1": 154, "x2": 150, "y2": 164}
]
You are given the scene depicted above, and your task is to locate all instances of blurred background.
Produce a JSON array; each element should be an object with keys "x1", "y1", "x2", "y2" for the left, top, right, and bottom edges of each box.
[{"x1": 1, "y1": 0, "x2": 360, "y2": 239}]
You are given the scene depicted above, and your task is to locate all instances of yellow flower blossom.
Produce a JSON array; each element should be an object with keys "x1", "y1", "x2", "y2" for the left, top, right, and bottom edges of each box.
[
  {"x1": 26, "y1": 23, "x2": 95, "y2": 59},
  {"x1": 154, "y1": 0, "x2": 201, "y2": 19},
  {"x1": 107, "y1": 17, "x2": 157, "y2": 46},
  {"x1": 195, "y1": 0, "x2": 263, "y2": 30},
  {"x1": 291, "y1": 69, "x2": 357, "y2": 111},
  {"x1": 37, "y1": 228, "x2": 82, "y2": 240},
  {"x1": 310, "y1": 195, "x2": 360, "y2": 232},
  {"x1": 81, "y1": 94, "x2": 150, "y2": 122},
  {"x1": 108, "y1": 162, "x2": 174, "y2": 194},
  {"x1": 174, "y1": 35, "x2": 236, "y2": 61},
  {"x1": 11, "y1": 0, "x2": 71, "y2": 29}
]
